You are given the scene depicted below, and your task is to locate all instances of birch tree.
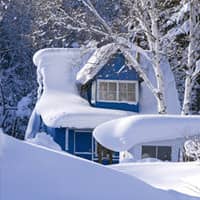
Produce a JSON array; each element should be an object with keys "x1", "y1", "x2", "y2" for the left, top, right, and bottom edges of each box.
[
  {"x1": 59, "y1": 0, "x2": 168, "y2": 113},
  {"x1": 181, "y1": 0, "x2": 200, "y2": 115},
  {"x1": 164, "y1": 0, "x2": 200, "y2": 115}
]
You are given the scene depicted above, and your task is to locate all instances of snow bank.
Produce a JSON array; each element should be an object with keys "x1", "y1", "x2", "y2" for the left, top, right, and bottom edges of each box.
[
  {"x1": 33, "y1": 48, "x2": 133, "y2": 128},
  {"x1": 27, "y1": 132, "x2": 62, "y2": 151},
  {"x1": 93, "y1": 115, "x2": 200, "y2": 152},
  {"x1": 0, "y1": 132, "x2": 177, "y2": 200},
  {"x1": 111, "y1": 162, "x2": 200, "y2": 198}
]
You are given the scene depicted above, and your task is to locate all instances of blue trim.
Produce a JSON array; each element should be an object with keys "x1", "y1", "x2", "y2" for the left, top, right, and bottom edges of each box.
[
  {"x1": 68, "y1": 129, "x2": 75, "y2": 154},
  {"x1": 54, "y1": 128, "x2": 66, "y2": 151},
  {"x1": 94, "y1": 101, "x2": 139, "y2": 112}
]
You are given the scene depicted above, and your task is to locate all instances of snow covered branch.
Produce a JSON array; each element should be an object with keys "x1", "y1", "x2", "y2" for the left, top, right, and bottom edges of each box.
[
  {"x1": 80, "y1": 0, "x2": 113, "y2": 35},
  {"x1": 181, "y1": 0, "x2": 200, "y2": 115}
]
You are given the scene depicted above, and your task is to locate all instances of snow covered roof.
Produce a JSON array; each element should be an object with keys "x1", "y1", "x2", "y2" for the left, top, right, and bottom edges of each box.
[
  {"x1": 33, "y1": 48, "x2": 134, "y2": 128},
  {"x1": 93, "y1": 115, "x2": 200, "y2": 152},
  {"x1": 32, "y1": 46, "x2": 180, "y2": 128},
  {"x1": 76, "y1": 43, "x2": 119, "y2": 85}
]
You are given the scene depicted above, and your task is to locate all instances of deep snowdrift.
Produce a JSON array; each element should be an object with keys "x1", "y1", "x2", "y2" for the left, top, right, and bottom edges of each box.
[
  {"x1": 0, "y1": 132, "x2": 177, "y2": 200},
  {"x1": 111, "y1": 162, "x2": 200, "y2": 198},
  {"x1": 93, "y1": 115, "x2": 200, "y2": 152}
]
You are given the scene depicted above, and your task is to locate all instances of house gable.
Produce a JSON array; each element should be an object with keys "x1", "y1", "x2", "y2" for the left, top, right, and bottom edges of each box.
[{"x1": 85, "y1": 53, "x2": 139, "y2": 112}]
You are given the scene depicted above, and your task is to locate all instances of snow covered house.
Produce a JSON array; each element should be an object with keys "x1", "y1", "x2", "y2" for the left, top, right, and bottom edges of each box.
[
  {"x1": 26, "y1": 46, "x2": 180, "y2": 164},
  {"x1": 93, "y1": 115, "x2": 200, "y2": 162}
]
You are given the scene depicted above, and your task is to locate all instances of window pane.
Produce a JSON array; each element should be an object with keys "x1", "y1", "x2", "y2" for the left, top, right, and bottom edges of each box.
[
  {"x1": 127, "y1": 83, "x2": 135, "y2": 92},
  {"x1": 157, "y1": 146, "x2": 172, "y2": 161},
  {"x1": 108, "y1": 82, "x2": 116, "y2": 91},
  {"x1": 75, "y1": 132, "x2": 92, "y2": 153},
  {"x1": 99, "y1": 82, "x2": 107, "y2": 91},
  {"x1": 119, "y1": 82, "x2": 127, "y2": 92},
  {"x1": 99, "y1": 81, "x2": 117, "y2": 101},
  {"x1": 107, "y1": 82, "x2": 117, "y2": 100},
  {"x1": 127, "y1": 92, "x2": 135, "y2": 101},
  {"x1": 119, "y1": 83, "x2": 127, "y2": 101},
  {"x1": 142, "y1": 146, "x2": 156, "y2": 158},
  {"x1": 119, "y1": 82, "x2": 136, "y2": 102}
]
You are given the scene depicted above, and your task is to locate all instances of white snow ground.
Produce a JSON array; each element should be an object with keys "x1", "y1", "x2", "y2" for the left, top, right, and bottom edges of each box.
[
  {"x1": 0, "y1": 132, "x2": 199, "y2": 200},
  {"x1": 111, "y1": 162, "x2": 200, "y2": 199}
]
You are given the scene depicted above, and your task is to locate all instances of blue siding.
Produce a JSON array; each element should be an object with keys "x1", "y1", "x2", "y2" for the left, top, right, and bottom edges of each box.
[
  {"x1": 88, "y1": 53, "x2": 139, "y2": 112},
  {"x1": 96, "y1": 53, "x2": 138, "y2": 81},
  {"x1": 54, "y1": 128, "x2": 66, "y2": 151},
  {"x1": 94, "y1": 101, "x2": 139, "y2": 112}
]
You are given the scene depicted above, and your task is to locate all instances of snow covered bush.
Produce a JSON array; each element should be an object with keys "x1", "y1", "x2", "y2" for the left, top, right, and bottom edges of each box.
[{"x1": 184, "y1": 136, "x2": 200, "y2": 161}]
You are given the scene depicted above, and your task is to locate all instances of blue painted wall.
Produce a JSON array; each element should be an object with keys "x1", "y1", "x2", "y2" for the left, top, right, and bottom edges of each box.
[
  {"x1": 96, "y1": 53, "x2": 138, "y2": 80},
  {"x1": 87, "y1": 53, "x2": 139, "y2": 112}
]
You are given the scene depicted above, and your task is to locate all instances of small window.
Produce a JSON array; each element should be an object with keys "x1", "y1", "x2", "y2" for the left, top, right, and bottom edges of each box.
[
  {"x1": 119, "y1": 82, "x2": 136, "y2": 102},
  {"x1": 98, "y1": 80, "x2": 138, "y2": 103},
  {"x1": 142, "y1": 146, "x2": 156, "y2": 158},
  {"x1": 142, "y1": 145, "x2": 172, "y2": 161},
  {"x1": 99, "y1": 82, "x2": 117, "y2": 101},
  {"x1": 157, "y1": 146, "x2": 171, "y2": 161}
]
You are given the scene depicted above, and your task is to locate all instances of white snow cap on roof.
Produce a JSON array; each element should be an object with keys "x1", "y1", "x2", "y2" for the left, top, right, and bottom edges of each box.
[
  {"x1": 93, "y1": 115, "x2": 200, "y2": 152},
  {"x1": 33, "y1": 46, "x2": 180, "y2": 128},
  {"x1": 76, "y1": 43, "x2": 119, "y2": 85},
  {"x1": 34, "y1": 48, "x2": 133, "y2": 128}
]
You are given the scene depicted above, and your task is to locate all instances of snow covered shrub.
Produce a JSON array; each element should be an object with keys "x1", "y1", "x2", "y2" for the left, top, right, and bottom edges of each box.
[{"x1": 184, "y1": 136, "x2": 200, "y2": 161}]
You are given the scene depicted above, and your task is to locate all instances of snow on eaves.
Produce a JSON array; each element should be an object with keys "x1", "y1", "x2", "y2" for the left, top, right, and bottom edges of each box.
[
  {"x1": 93, "y1": 115, "x2": 200, "y2": 152},
  {"x1": 34, "y1": 48, "x2": 134, "y2": 128}
]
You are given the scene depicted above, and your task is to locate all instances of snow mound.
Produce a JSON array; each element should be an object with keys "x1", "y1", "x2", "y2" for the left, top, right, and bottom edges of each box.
[
  {"x1": 93, "y1": 115, "x2": 200, "y2": 152},
  {"x1": 0, "y1": 132, "x2": 177, "y2": 200},
  {"x1": 111, "y1": 161, "x2": 200, "y2": 198},
  {"x1": 27, "y1": 132, "x2": 62, "y2": 151}
]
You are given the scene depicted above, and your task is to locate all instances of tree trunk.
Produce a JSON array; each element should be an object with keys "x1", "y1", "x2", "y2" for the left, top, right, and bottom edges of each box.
[
  {"x1": 149, "y1": 0, "x2": 167, "y2": 114},
  {"x1": 181, "y1": 75, "x2": 193, "y2": 115},
  {"x1": 181, "y1": 0, "x2": 197, "y2": 115}
]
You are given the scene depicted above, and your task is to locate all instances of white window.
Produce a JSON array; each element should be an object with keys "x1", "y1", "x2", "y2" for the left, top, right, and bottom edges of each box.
[{"x1": 97, "y1": 80, "x2": 138, "y2": 104}]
